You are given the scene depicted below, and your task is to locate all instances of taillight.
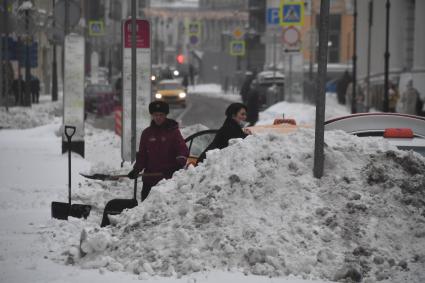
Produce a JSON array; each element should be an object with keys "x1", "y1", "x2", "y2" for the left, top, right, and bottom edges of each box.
[{"x1": 383, "y1": 128, "x2": 414, "y2": 138}]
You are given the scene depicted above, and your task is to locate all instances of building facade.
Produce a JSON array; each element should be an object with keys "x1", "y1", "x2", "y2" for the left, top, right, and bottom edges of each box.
[{"x1": 356, "y1": 0, "x2": 425, "y2": 112}]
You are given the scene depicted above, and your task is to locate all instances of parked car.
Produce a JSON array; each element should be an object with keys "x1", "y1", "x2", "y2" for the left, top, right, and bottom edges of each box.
[
  {"x1": 153, "y1": 79, "x2": 187, "y2": 107},
  {"x1": 184, "y1": 113, "x2": 425, "y2": 166},
  {"x1": 324, "y1": 113, "x2": 425, "y2": 156},
  {"x1": 85, "y1": 83, "x2": 116, "y2": 116},
  {"x1": 256, "y1": 70, "x2": 285, "y2": 109}
]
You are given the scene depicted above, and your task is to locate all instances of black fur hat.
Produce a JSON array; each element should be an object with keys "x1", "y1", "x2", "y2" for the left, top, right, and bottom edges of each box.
[{"x1": 149, "y1": 101, "x2": 169, "y2": 114}]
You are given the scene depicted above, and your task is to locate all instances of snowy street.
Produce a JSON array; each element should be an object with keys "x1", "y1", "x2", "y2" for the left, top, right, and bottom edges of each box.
[{"x1": 1, "y1": 89, "x2": 424, "y2": 283}]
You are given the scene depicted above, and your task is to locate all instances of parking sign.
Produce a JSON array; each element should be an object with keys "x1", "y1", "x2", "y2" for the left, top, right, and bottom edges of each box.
[{"x1": 267, "y1": 8, "x2": 280, "y2": 25}]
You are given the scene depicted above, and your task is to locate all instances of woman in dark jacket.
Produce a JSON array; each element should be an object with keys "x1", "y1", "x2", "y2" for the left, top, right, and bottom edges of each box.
[{"x1": 197, "y1": 103, "x2": 251, "y2": 163}]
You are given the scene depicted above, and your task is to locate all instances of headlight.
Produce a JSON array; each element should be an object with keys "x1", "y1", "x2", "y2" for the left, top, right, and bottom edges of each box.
[
  {"x1": 178, "y1": 92, "x2": 186, "y2": 98},
  {"x1": 155, "y1": 93, "x2": 162, "y2": 99},
  {"x1": 151, "y1": 75, "x2": 156, "y2": 81},
  {"x1": 173, "y1": 70, "x2": 179, "y2": 76}
]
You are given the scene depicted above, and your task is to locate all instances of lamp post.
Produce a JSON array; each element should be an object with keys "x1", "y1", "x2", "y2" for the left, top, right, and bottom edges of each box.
[
  {"x1": 351, "y1": 0, "x2": 357, "y2": 114},
  {"x1": 51, "y1": 0, "x2": 58, "y2": 101},
  {"x1": 383, "y1": 0, "x2": 390, "y2": 112}
]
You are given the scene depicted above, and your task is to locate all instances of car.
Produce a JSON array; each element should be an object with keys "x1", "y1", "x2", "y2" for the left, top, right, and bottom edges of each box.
[
  {"x1": 153, "y1": 79, "x2": 187, "y2": 107},
  {"x1": 85, "y1": 83, "x2": 116, "y2": 116},
  {"x1": 256, "y1": 70, "x2": 285, "y2": 109},
  {"x1": 184, "y1": 113, "x2": 425, "y2": 166},
  {"x1": 324, "y1": 113, "x2": 425, "y2": 156}
]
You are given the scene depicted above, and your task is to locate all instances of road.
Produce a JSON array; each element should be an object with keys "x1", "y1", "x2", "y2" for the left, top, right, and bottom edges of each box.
[{"x1": 88, "y1": 93, "x2": 236, "y2": 131}]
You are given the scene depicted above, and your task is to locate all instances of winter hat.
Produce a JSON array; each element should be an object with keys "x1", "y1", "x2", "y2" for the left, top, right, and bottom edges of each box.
[
  {"x1": 149, "y1": 101, "x2": 169, "y2": 114},
  {"x1": 225, "y1": 102, "x2": 247, "y2": 118}
]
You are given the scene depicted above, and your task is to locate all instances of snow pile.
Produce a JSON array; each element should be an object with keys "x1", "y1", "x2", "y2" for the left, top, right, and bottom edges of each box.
[
  {"x1": 0, "y1": 99, "x2": 62, "y2": 129},
  {"x1": 72, "y1": 130, "x2": 425, "y2": 282}
]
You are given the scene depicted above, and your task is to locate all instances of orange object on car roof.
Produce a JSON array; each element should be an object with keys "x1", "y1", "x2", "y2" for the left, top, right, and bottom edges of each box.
[{"x1": 383, "y1": 128, "x2": 414, "y2": 138}]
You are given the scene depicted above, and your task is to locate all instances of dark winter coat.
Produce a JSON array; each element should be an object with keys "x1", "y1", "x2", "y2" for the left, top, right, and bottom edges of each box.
[
  {"x1": 134, "y1": 119, "x2": 189, "y2": 185},
  {"x1": 197, "y1": 117, "x2": 247, "y2": 163},
  {"x1": 246, "y1": 87, "x2": 260, "y2": 126}
]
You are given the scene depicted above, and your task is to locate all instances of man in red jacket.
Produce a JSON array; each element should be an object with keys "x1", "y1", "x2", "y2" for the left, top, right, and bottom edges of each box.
[{"x1": 127, "y1": 101, "x2": 189, "y2": 201}]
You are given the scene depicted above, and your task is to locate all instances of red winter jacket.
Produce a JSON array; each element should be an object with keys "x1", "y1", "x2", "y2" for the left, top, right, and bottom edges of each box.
[{"x1": 134, "y1": 119, "x2": 189, "y2": 185}]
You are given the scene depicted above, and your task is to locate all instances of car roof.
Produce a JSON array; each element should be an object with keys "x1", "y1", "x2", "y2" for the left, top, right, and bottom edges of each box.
[{"x1": 325, "y1": 113, "x2": 425, "y2": 138}]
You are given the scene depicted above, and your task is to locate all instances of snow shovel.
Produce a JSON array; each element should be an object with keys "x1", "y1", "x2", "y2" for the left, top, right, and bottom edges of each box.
[
  {"x1": 80, "y1": 172, "x2": 162, "y2": 181},
  {"x1": 100, "y1": 171, "x2": 163, "y2": 227},
  {"x1": 100, "y1": 179, "x2": 139, "y2": 227},
  {"x1": 51, "y1": 126, "x2": 92, "y2": 220}
]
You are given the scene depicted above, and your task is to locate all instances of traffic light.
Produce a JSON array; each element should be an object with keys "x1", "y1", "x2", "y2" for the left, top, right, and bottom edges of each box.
[{"x1": 176, "y1": 54, "x2": 185, "y2": 64}]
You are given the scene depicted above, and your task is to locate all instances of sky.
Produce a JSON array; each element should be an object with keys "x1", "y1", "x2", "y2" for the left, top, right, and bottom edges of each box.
[{"x1": 0, "y1": 85, "x2": 424, "y2": 283}]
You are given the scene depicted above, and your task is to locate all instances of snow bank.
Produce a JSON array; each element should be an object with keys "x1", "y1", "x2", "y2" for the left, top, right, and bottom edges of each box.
[
  {"x1": 0, "y1": 99, "x2": 62, "y2": 129},
  {"x1": 70, "y1": 129, "x2": 425, "y2": 282}
]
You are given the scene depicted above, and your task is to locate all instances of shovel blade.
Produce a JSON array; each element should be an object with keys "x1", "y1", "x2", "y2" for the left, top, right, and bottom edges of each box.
[
  {"x1": 70, "y1": 204, "x2": 92, "y2": 219},
  {"x1": 51, "y1": 201, "x2": 70, "y2": 220}
]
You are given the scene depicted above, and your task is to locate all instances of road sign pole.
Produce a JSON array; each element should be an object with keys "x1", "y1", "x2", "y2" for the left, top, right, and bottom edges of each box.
[
  {"x1": 24, "y1": 10, "x2": 31, "y2": 107},
  {"x1": 313, "y1": 0, "x2": 330, "y2": 179},
  {"x1": 383, "y1": 0, "x2": 390, "y2": 112},
  {"x1": 351, "y1": 0, "x2": 357, "y2": 114},
  {"x1": 131, "y1": 0, "x2": 137, "y2": 163},
  {"x1": 2, "y1": 0, "x2": 9, "y2": 111}
]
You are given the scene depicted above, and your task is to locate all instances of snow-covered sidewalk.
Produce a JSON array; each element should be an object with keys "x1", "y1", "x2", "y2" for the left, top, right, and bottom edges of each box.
[{"x1": 1, "y1": 89, "x2": 424, "y2": 283}]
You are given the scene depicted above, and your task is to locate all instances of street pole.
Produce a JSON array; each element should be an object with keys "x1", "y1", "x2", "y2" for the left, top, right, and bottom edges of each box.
[
  {"x1": 383, "y1": 0, "x2": 390, "y2": 112},
  {"x1": 273, "y1": 31, "x2": 276, "y2": 78},
  {"x1": 130, "y1": 0, "x2": 136, "y2": 163},
  {"x1": 130, "y1": 0, "x2": 138, "y2": 201},
  {"x1": 351, "y1": 0, "x2": 357, "y2": 114},
  {"x1": 365, "y1": 0, "x2": 373, "y2": 112},
  {"x1": 24, "y1": 9, "x2": 32, "y2": 107},
  {"x1": 51, "y1": 0, "x2": 58, "y2": 101},
  {"x1": 3, "y1": 0, "x2": 9, "y2": 111},
  {"x1": 313, "y1": 0, "x2": 330, "y2": 179},
  {"x1": 309, "y1": 1, "x2": 315, "y2": 80}
]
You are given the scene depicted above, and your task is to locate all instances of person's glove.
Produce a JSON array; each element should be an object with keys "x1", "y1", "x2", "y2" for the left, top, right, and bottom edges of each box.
[{"x1": 127, "y1": 168, "x2": 140, "y2": 179}]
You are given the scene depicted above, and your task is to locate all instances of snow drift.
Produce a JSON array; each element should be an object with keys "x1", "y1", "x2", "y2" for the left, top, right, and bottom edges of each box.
[{"x1": 71, "y1": 129, "x2": 425, "y2": 282}]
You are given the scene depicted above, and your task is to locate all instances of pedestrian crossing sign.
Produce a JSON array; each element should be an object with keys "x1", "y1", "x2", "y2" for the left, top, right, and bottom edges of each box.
[
  {"x1": 230, "y1": 40, "x2": 245, "y2": 56},
  {"x1": 89, "y1": 20, "x2": 105, "y2": 36},
  {"x1": 280, "y1": 1, "x2": 304, "y2": 27}
]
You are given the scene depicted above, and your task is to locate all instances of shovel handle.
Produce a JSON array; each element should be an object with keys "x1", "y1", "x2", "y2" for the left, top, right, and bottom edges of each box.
[{"x1": 64, "y1": 125, "x2": 76, "y2": 142}]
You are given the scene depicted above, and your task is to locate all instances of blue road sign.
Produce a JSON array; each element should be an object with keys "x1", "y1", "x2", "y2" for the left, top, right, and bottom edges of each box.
[
  {"x1": 267, "y1": 8, "x2": 280, "y2": 25},
  {"x1": 280, "y1": 2, "x2": 304, "y2": 26},
  {"x1": 1, "y1": 36, "x2": 17, "y2": 60}
]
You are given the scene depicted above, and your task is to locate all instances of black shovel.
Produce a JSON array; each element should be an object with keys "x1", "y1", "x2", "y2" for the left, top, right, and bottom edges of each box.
[
  {"x1": 51, "y1": 125, "x2": 92, "y2": 220},
  {"x1": 100, "y1": 179, "x2": 138, "y2": 227},
  {"x1": 80, "y1": 172, "x2": 162, "y2": 181}
]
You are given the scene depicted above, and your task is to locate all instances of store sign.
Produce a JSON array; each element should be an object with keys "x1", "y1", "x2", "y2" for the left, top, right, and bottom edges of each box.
[
  {"x1": 63, "y1": 34, "x2": 85, "y2": 142},
  {"x1": 121, "y1": 19, "x2": 151, "y2": 162}
]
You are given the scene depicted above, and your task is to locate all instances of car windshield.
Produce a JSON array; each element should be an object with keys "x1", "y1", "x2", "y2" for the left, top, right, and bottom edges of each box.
[{"x1": 158, "y1": 83, "x2": 182, "y2": 90}]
